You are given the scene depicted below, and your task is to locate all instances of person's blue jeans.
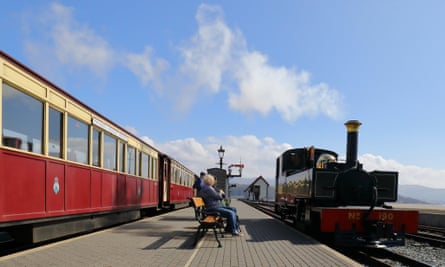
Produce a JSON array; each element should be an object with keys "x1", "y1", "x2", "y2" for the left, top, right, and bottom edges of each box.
[
  {"x1": 223, "y1": 206, "x2": 237, "y2": 213},
  {"x1": 210, "y1": 207, "x2": 238, "y2": 234}
]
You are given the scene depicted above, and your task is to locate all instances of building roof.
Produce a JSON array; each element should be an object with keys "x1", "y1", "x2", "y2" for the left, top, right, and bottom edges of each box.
[{"x1": 244, "y1": 176, "x2": 270, "y2": 192}]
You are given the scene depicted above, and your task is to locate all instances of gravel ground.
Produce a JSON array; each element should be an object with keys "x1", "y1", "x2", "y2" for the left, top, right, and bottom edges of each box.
[{"x1": 388, "y1": 239, "x2": 445, "y2": 267}]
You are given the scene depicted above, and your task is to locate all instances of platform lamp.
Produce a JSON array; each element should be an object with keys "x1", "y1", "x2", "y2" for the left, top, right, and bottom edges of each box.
[
  {"x1": 217, "y1": 145, "x2": 225, "y2": 169},
  {"x1": 217, "y1": 145, "x2": 228, "y2": 202}
]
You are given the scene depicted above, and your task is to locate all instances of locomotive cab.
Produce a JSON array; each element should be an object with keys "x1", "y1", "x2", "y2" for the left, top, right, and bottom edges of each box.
[{"x1": 275, "y1": 147, "x2": 340, "y2": 218}]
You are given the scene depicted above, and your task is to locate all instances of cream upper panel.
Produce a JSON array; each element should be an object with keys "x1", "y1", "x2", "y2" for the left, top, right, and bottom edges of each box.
[{"x1": 1, "y1": 53, "x2": 159, "y2": 160}]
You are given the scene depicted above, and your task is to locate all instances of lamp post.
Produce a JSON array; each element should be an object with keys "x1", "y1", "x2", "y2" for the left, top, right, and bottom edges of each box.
[
  {"x1": 217, "y1": 145, "x2": 225, "y2": 169},
  {"x1": 216, "y1": 145, "x2": 227, "y2": 201},
  {"x1": 212, "y1": 145, "x2": 244, "y2": 202}
]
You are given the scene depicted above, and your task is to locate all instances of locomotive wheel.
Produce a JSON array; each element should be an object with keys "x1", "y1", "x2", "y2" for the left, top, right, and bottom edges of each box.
[
  {"x1": 293, "y1": 207, "x2": 301, "y2": 227},
  {"x1": 292, "y1": 199, "x2": 306, "y2": 229},
  {"x1": 276, "y1": 204, "x2": 288, "y2": 220}
]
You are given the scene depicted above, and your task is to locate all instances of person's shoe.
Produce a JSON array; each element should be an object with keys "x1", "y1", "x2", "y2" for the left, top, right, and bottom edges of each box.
[{"x1": 232, "y1": 231, "x2": 243, "y2": 236}]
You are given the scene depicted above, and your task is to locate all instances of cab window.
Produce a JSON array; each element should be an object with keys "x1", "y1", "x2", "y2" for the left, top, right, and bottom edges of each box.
[{"x1": 282, "y1": 149, "x2": 306, "y2": 174}]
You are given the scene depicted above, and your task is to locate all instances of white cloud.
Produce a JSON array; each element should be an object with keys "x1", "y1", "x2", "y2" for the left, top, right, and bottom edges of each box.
[
  {"x1": 25, "y1": 3, "x2": 114, "y2": 77},
  {"x1": 24, "y1": 3, "x2": 171, "y2": 92},
  {"x1": 230, "y1": 51, "x2": 343, "y2": 121},
  {"x1": 360, "y1": 154, "x2": 445, "y2": 189},
  {"x1": 177, "y1": 4, "x2": 343, "y2": 122},
  {"x1": 179, "y1": 4, "x2": 235, "y2": 93},
  {"x1": 172, "y1": 4, "x2": 237, "y2": 111},
  {"x1": 125, "y1": 46, "x2": 169, "y2": 91},
  {"x1": 157, "y1": 138, "x2": 210, "y2": 169}
]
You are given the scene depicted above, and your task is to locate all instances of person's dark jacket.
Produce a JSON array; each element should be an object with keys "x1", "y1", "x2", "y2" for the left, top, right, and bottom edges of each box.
[
  {"x1": 193, "y1": 177, "x2": 202, "y2": 192},
  {"x1": 198, "y1": 184, "x2": 223, "y2": 210}
]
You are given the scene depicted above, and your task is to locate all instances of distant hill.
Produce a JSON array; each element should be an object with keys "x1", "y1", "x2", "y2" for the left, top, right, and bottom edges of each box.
[
  {"x1": 398, "y1": 184, "x2": 445, "y2": 204},
  {"x1": 396, "y1": 194, "x2": 429, "y2": 204},
  {"x1": 228, "y1": 179, "x2": 445, "y2": 205}
]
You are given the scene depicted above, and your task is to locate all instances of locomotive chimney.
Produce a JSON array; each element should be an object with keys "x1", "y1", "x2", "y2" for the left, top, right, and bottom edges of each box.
[{"x1": 344, "y1": 120, "x2": 362, "y2": 167}]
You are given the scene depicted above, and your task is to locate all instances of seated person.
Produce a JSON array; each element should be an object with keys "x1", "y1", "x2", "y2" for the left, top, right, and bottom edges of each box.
[{"x1": 198, "y1": 174, "x2": 242, "y2": 236}]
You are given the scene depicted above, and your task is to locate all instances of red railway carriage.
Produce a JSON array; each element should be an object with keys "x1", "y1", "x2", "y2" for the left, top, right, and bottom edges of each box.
[
  {"x1": 275, "y1": 120, "x2": 418, "y2": 247},
  {"x1": 158, "y1": 154, "x2": 195, "y2": 210},
  {"x1": 0, "y1": 51, "x2": 194, "y2": 244}
]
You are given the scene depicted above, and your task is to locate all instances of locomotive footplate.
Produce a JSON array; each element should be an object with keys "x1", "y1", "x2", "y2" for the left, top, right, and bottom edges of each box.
[{"x1": 333, "y1": 221, "x2": 406, "y2": 247}]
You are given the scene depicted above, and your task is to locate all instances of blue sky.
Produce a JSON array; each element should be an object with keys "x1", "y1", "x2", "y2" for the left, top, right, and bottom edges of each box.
[{"x1": 2, "y1": 1, "x2": 445, "y2": 188}]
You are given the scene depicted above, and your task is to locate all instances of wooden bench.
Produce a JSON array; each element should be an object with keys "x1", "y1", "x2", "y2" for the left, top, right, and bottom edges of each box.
[{"x1": 190, "y1": 197, "x2": 225, "y2": 248}]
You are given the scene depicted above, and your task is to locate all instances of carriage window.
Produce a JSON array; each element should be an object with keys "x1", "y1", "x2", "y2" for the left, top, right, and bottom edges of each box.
[
  {"x1": 127, "y1": 145, "x2": 136, "y2": 175},
  {"x1": 149, "y1": 156, "x2": 154, "y2": 179},
  {"x1": 177, "y1": 169, "x2": 182, "y2": 185},
  {"x1": 92, "y1": 128, "x2": 101, "y2": 166},
  {"x1": 140, "y1": 152, "x2": 149, "y2": 178},
  {"x1": 149, "y1": 156, "x2": 153, "y2": 179},
  {"x1": 67, "y1": 116, "x2": 88, "y2": 164},
  {"x1": 103, "y1": 133, "x2": 116, "y2": 170},
  {"x1": 2, "y1": 83, "x2": 43, "y2": 153},
  {"x1": 119, "y1": 141, "x2": 125, "y2": 172},
  {"x1": 152, "y1": 158, "x2": 158, "y2": 180},
  {"x1": 48, "y1": 107, "x2": 63, "y2": 158},
  {"x1": 174, "y1": 168, "x2": 179, "y2": 184}
]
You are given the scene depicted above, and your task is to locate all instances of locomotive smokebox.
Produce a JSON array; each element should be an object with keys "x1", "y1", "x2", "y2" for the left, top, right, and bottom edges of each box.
[{"x1": 344, "y1": 120, "x2": 362, "y2": 167}]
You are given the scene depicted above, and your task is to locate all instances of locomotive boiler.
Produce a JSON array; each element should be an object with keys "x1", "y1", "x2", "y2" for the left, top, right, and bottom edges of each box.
[{"x1": 275, "y1": 120, "x2": 418, "y2": 247}]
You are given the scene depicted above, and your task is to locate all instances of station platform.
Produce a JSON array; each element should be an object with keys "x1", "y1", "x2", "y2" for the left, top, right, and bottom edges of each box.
[
  {"x1": 0, "y1": 199, "x2": 360, "y2": 267},
  {"x1": 391, "y1": 202, "x2": 445, "y2": 228}
]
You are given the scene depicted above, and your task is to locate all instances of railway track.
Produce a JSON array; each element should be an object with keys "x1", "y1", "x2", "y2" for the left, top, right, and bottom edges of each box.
[
  {"x1": 407, "y1": 225, "x2": 445, "y2": 247},
  {"x1": 244, "y1": 200, "x2": 434, "y2": 267},
  {"x1": 339, "y1": 247, "x2": 432, "y2": 267}
]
